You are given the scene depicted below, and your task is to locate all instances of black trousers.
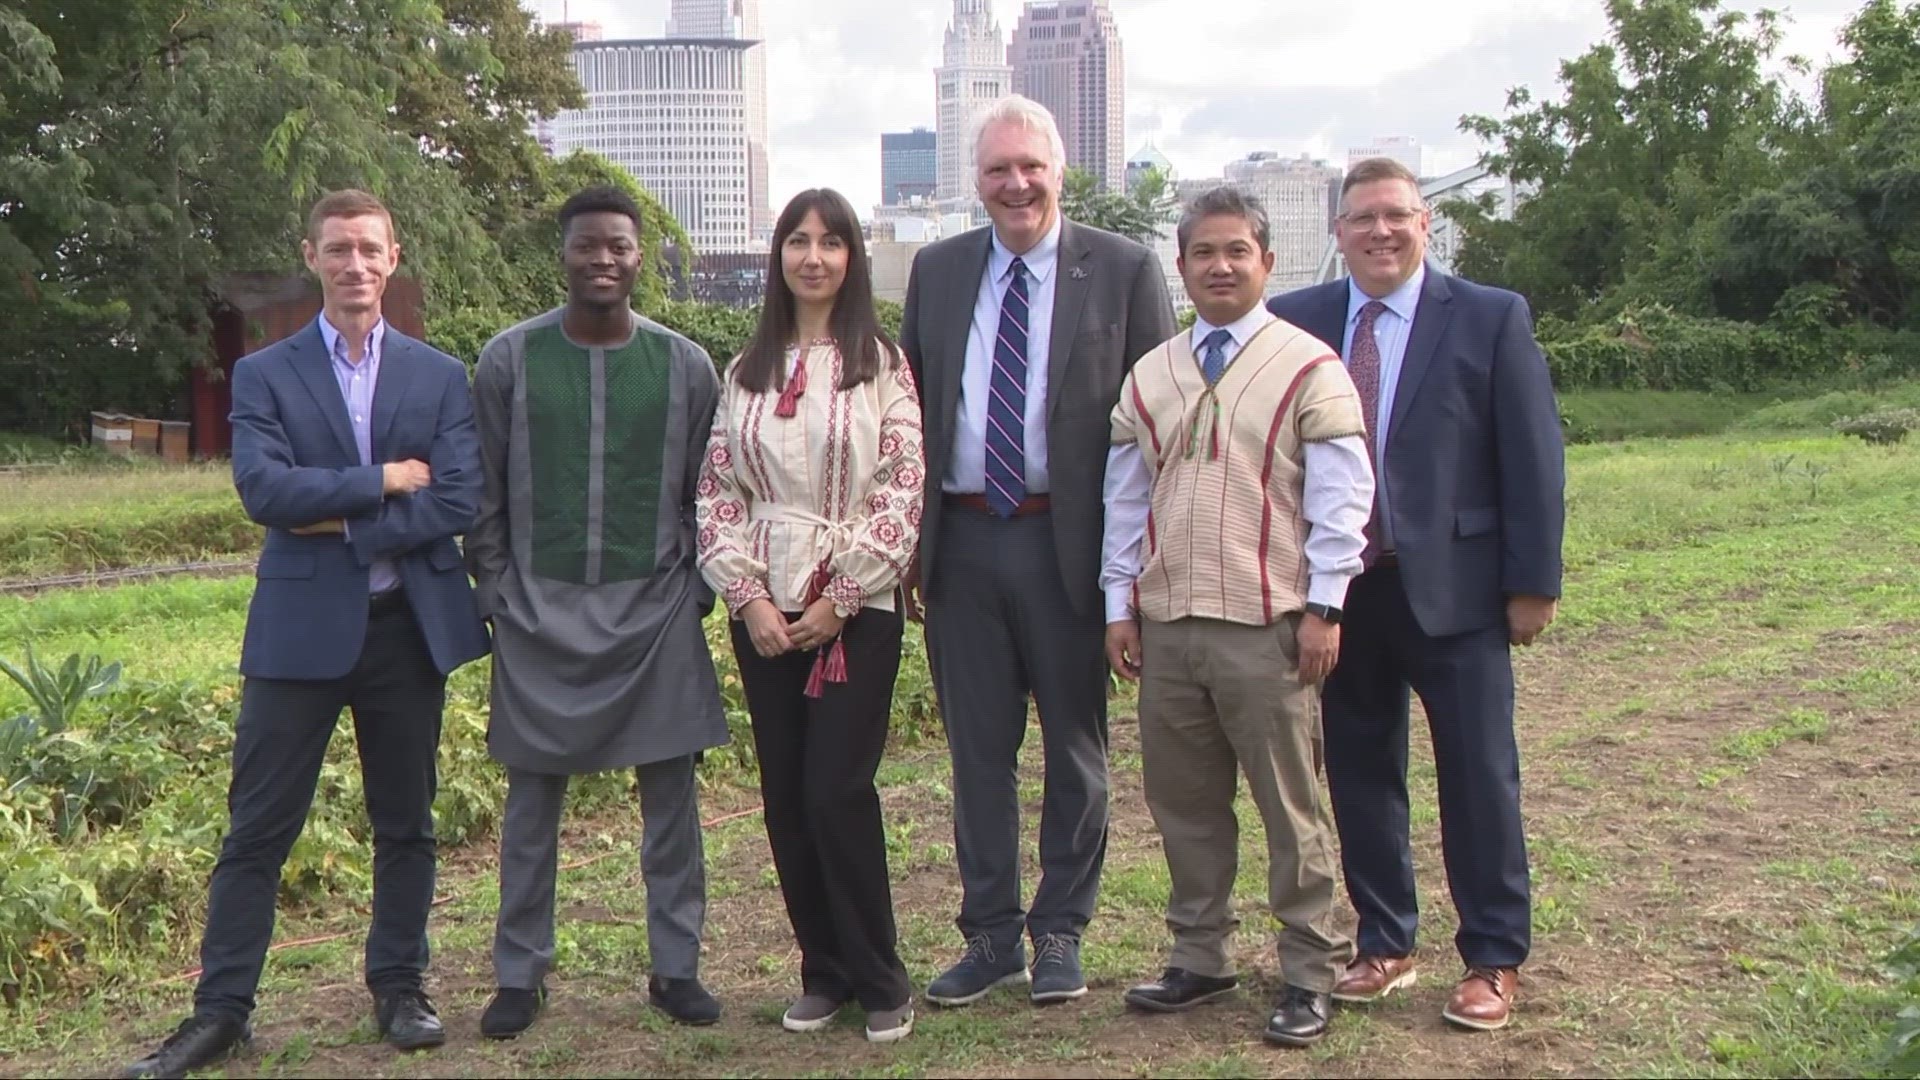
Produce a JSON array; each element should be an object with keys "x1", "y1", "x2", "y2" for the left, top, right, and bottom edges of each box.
[
  {"x1": 1321, "y1": 562, "x2": 1531, "y2": 970},
  {"x1": 730, "y1": 607, "x2": 911, "y2": 1011},
  {"x1": 194, "y1": 593, "x2": 448, "y2": 1021}
]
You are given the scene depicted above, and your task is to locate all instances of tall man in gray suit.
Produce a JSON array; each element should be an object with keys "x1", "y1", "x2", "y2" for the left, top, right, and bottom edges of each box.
[{"x1": 900, "y1": 95, "x2": 1176, "y2": 1008}]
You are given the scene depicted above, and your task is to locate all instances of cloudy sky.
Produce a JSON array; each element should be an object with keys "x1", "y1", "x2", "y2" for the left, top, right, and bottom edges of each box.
[{"x1": 522, "y1": 0, "x2": 1864, "y2": 212}]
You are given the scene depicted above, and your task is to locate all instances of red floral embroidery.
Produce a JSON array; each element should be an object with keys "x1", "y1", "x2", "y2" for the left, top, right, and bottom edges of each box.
[
  {"x1": 696, "y1": 473, "x2": 719, "y2": 498},
  {"x1": 823, "y1": 574, "x2": 865, "y2": 612},
  {"x1": 871, "y1": 519, "x2": 905, "y2": 547},
  {"x1": 713, "y1": 499, "x2": 745, "y2": 525},
  {"x1": 723, "y1": 576, "x2": 770, "y2": 616},
  {"x1": 892, "y1": 463, "x2": 923, "y2": 490}
]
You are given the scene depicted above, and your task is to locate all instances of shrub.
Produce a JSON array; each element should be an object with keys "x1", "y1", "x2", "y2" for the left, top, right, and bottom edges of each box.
[{"x1": 1835, "y1": 408, "x2": 1918, "y2": 445}]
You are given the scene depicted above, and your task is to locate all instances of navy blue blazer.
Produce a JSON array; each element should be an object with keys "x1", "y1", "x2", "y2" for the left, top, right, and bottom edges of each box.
[
  {"x1": 229, "y1": 319, "x2": 491, "y2": 680},
  {"x1": 1267, "y1": 269, "x2": 1566, "y2": 638}
]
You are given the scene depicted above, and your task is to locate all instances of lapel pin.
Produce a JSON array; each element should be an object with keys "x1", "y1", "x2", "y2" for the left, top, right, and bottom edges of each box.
[{"x1": 1069, "y1": 266, "x2": 1089, "y2": 280}]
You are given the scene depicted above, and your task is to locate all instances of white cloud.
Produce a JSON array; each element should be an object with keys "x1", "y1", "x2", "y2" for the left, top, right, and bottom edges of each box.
[{"x1": 522, "y1": 0, "x2": 1865, "y2": 216}]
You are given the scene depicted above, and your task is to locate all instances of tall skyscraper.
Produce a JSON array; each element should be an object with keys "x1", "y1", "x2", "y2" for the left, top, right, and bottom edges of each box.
[
  {"x1": 881, "y1": 128, "x2": 938, "y2": 205},
  {"x1": 1223, "y1": 151, "x2": 1344, "y2": 293},
  {"x1": 936, "y1": 0, "x2": 1012, "y2": 201},
  {"x1": 1346, "y1": 135, "x2": 1424, "y2": 180},
  {"x1": 549, "y1": 38, "x2": 754, "y2": 253},
  {"x1": 669, "y1": 0, "x2": 771, "y2": 242},
  {"x1": 1008, "y1": 0, "x2": 1126, "y2": 191}
]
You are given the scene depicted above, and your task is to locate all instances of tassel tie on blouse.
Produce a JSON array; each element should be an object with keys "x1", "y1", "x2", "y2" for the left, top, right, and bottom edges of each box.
[{"x1": 747, "y1": 503, "x2": 858, "y2": 697}]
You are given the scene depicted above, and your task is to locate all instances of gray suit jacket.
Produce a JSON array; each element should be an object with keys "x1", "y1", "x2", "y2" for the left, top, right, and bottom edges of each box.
[{"x1": 901, "y1": 219, "x2": 1176, "y2": 621}]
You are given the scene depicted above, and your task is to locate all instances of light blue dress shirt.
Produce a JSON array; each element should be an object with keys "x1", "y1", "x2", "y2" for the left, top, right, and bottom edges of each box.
[
  {"x1": 318, "y1": 315, "x2": 400, "y2": 595},
  {"x1": 946, "y1": 215, "x2": 1063, "y2": 494}
]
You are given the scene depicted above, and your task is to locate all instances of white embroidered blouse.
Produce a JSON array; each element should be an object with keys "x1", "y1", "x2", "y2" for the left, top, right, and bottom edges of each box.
[{"x1": 695, "y1": 339, "x2": 926, "y2": 619}]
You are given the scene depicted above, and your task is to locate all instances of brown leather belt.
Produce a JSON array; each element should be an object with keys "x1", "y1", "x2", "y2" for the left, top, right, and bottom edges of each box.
[{"x1": 943, "y1": 492, "x2": 1052, "y2": 518}]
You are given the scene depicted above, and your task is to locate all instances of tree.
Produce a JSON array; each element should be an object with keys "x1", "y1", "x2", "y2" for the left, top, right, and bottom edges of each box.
[
  {"x1": 1704, "y1": 0, "x2": 1920, "y2": 329},
  {"x1": 1453, "y1": 0, "x2": 1803, "y2": 318},
  {"x1": 1061, "y1": 166, "x2": 1180, "y2": 243},
  {"x1": 0, "y1": 0, "x2": 690, "y2": 429}
]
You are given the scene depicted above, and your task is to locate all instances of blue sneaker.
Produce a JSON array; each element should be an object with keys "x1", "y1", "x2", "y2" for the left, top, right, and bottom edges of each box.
[
  {"x1": 925, "y1": 935, "x2": 1029, "y2": 1007},
  {"x1": 1029, "y1": 933, "x2": 1088, "y2": 1003}
]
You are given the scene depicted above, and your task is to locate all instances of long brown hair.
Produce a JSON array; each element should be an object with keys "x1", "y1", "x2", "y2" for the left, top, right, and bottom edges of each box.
[{"x1": 735, "y1": 188, "x2": 899, "y2": 393}]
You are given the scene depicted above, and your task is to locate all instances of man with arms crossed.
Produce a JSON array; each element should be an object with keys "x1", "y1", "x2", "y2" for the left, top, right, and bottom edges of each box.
[
  {"x1": 125, "y1": 189, "x2": 490, "y2": 1078},
  {"x1": 465, "y1": 186, "x2": 730, "y2": 1037},
  {"x1": 1267, "y1": 157, "x2": 1565, "y2": 1031},
  {"x1": 900, "y1": 95, "x2": 1175, "y2": 1007},
  {"x1": 1104, "y1": 186, "x2": 1372, "y2": 1047}
]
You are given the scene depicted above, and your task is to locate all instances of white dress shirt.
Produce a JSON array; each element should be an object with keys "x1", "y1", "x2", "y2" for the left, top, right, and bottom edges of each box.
[
  {"x1": 1343, "y1": 264, "x2": 1424, "y2": 551},
  {"x1": 1099, "y1": 305, "x2": 1375, "y2": 624},
  {"x1": 944, "y1": 215, "x2": 1063, "y2": 494}
]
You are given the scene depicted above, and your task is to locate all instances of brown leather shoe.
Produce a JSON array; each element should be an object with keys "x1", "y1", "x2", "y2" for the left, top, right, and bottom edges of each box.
[
  {"x1": 1331, "y1": 954, "x2": 1418, "y2": 1003},
  {"x1": 1442, "y1": 967, "x2": 1518, "y2": 1030}
]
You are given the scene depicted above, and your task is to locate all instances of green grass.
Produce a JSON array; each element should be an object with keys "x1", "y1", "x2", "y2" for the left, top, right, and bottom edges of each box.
[
  {"x1": 0, "y1": 460, "x2": 255, "y2": 578},
  {"x1": 2, "y1": 430, "x2": 1918, "y2": 1077},
  {"x1": 1558, "y1": 380, "x2": 1920, "y2": 443}
]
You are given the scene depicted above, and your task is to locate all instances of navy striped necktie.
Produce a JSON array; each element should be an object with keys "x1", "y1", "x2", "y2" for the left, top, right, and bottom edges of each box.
[{"x1": 984, "y1": 257, "x2": 1030, "y2": 517}]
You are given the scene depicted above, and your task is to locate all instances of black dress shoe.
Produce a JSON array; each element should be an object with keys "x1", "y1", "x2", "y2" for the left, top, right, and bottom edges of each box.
[
  {"x1": 648, "y1": 974, "x2": 721, "y2": 1025},
  {"x1": 1264, "y1": 984, "x2": 1333, "y2": 1047},
  {"x1": 481, "y1": 984, "x2": 546, "y2": 1040},
  {"x1": 373, "y1": 988, "x2": 447, "y2": 1050},
  {"x1": 1123, "y1": 967, "x2": 1240, "y2": 1013},
  {"x1": 122, "y1": 1014, "x2": 251, "y2": 1079}
]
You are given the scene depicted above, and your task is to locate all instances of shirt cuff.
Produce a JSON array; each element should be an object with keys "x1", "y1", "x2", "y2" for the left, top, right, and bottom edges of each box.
[
  {"x1": 722, "y1": 577, "x2": 772, "y2": 618},
  {"x1": 1104, "y1": 582, "x2": 1135, "y2": 624},
  {"x1": 823, "y1": 574, "x2": 866, "y2": 618},
  {"x1": 1307, "y1": 572, "x2": 1355, "y2": 610}
]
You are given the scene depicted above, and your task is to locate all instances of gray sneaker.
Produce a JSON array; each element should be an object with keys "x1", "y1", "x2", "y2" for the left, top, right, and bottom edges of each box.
[
  {"x1": 924, "y1": 935, "x2": 1029, "y2": 1007},
  {"x1": 865, "y1": 1002, "x2": 914, "y2": 1043},
  {"x1": 780, "y1": 992, "x2": 844, "y2": 1032},
  {"x1": 1029, "y1": 933, "x2": 1088, "y2": 1003}
]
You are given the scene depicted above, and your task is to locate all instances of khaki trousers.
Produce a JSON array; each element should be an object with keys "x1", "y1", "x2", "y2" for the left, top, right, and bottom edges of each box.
[{"x1": 1138, "y1": 615, "x2": 1354, "y2": 992}]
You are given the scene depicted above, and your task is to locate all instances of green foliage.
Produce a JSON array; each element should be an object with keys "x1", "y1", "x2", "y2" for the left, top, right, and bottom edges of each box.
[
  {"x1": 0, "y1": 1, "x2": 685, "y2": 433},
  {"x1": 1834, "y1": 407, "x2": 1919, "y2": 444},
  {"x1": 1554, "y1": 388, "x2": 1778, "y2": 442},
  {"x1": 0, "y1": 649, "x2": 128, "y2": 843},
  {"x1": 1061, "y1": 165, "x2": 1179, "y2": 244},
  {"x1": 1888, "y1": 927, "x2": 1920, "y2": 1077},
  {"x1": 0, "y1": 463, "x2": 257, "y2": 578},
  {"x1": 652, "y1": 300, "x2": 763, "y2": 367},
  {"x1": 1454, "y1": 0, "x2": 1920, "y2": 339}
]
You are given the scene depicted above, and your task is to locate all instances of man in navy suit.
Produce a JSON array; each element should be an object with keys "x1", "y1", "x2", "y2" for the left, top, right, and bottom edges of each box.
[
  {"x1": 1266, "y1": 158, "x2": 1564, "y2": 1032},
  {"x1": 125, "y1": 190, "x2": 491, "y2": 1079}
]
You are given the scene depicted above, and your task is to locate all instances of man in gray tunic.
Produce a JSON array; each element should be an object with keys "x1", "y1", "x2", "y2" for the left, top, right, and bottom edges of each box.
[{"x1": 465, "y1": 186, "x2": 729, "y2": 1037}]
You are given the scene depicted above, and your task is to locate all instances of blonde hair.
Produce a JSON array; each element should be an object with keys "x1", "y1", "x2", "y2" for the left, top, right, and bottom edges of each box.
[{"x1": 971, "y1": 95, "x2": 1067, "y2": 172}]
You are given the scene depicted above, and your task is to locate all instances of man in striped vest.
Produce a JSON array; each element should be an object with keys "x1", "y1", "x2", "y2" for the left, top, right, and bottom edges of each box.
[{"x1": 1101, "y1": 186, "x2": 1374, "y2": 1047}]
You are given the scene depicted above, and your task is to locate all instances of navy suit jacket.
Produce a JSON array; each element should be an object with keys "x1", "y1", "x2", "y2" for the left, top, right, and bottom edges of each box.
[
  {"x1": 229, "y1": 319, "x2": 491, "y2": 680},
  {"x1": 1267, "y1": 270, "x2": 1566, "y2": 638}
]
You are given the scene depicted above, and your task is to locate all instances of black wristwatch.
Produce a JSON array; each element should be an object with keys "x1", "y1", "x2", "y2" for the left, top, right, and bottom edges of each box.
[{"x1": 1303, "y1": 602, "x2": 1343, "y2": 625}]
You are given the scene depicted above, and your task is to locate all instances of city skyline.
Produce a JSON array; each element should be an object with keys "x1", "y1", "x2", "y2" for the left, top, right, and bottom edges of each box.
[{"x1": 523, "y1": 0, "x2": 1861, "y2": 219}]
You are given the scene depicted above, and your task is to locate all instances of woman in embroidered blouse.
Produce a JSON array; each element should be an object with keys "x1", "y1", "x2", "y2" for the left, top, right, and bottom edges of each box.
[{"x1": 695, "y1": 188, "x2": 925, "y2": 1043}]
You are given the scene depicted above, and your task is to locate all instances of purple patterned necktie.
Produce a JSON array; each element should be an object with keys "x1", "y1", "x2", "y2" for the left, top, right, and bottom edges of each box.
[
  {"x1": 984, "y1": 258, "x2": 1030, "y2": 518},
  {"x1": 1350, "y1": 300, "x2": 1387, "y2": 564}
]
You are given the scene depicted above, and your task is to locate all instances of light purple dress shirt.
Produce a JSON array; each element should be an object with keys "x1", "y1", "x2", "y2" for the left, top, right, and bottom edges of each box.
[{"x1": 317, "y1": 315, "x2": 400, "y2": 595}]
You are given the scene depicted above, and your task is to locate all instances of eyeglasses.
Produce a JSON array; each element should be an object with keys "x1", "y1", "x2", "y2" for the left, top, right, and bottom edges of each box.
[{"x1": 1338, "y1": 207, "x2": 1425, "y2": 229}]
